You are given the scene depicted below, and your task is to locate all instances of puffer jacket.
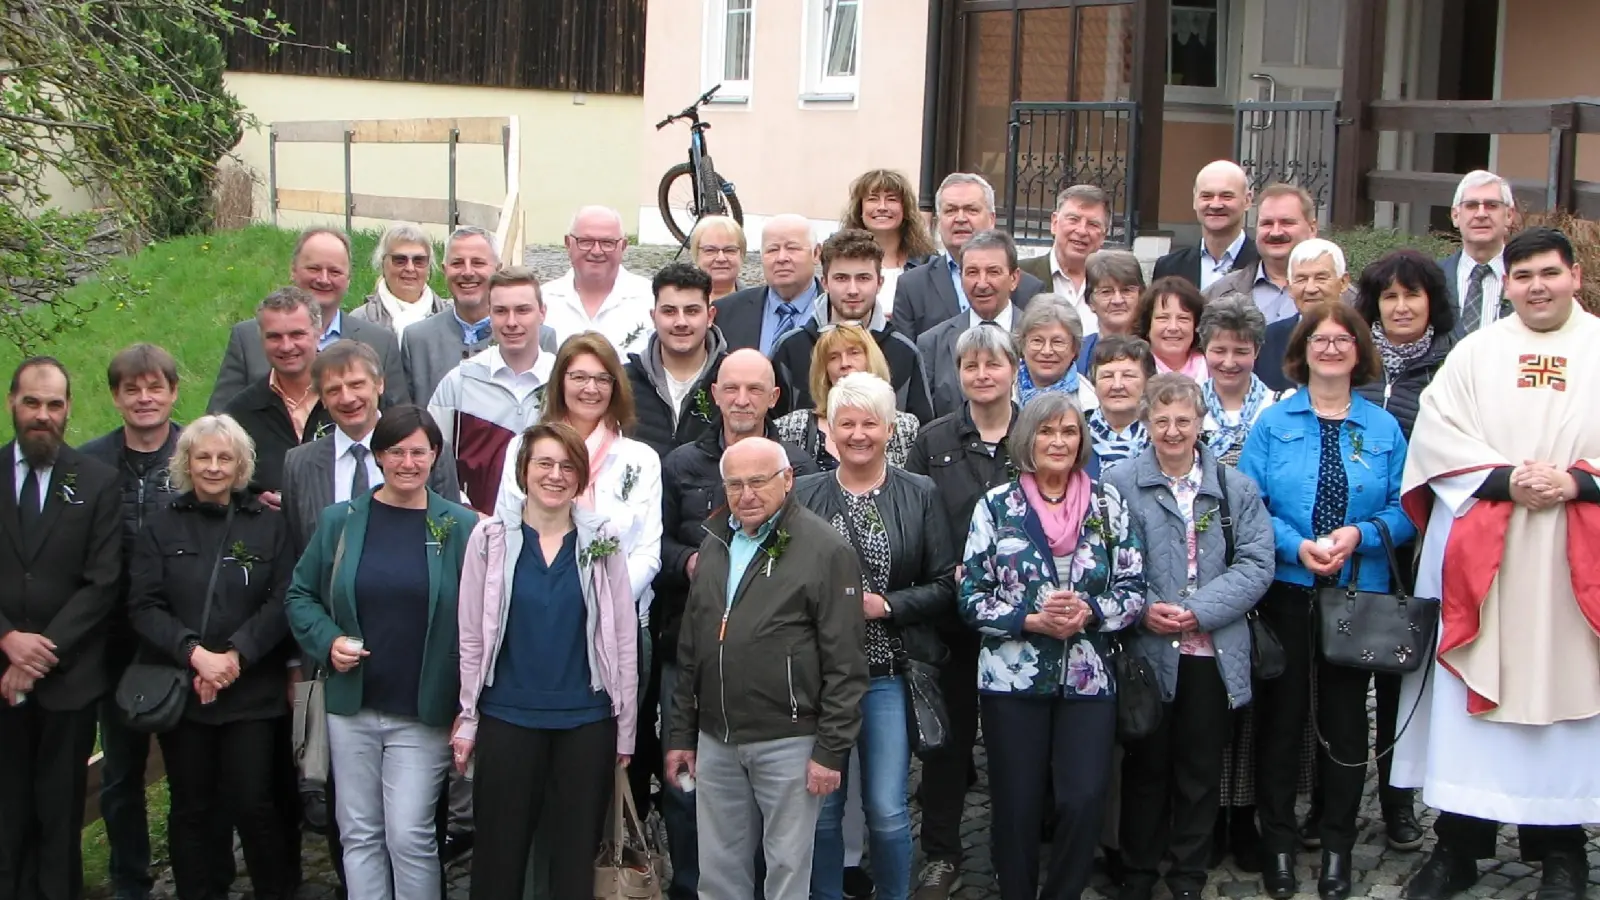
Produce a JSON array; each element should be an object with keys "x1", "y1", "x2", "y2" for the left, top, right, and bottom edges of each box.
[
  {"x1": 1354, "y1": 329, "x2": 1456, "y2": 439},
  {"x1": 791, "y1": 468, "x2": 956, "y2": 667},
  {"x1": 1103, "y1": 445, "x2": 1275, "y2": 708},
  {"x1": 624, "y1": 328, "x2": 729, "y2": 459}
]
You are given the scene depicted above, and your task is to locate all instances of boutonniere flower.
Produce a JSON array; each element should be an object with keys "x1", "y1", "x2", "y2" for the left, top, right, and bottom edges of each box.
[
  {"x1": 1347, "y1": 427, "x2": 1370, "y2": 469},
  {"x1": 311, "y1": 420, "x2": 335, "y2": 442},
  {"x1": 225, "y1": 540, "x2": 259, "y2": 585},
  {"x1": 580, "y1": 535, "x2": 620, "y2": 567},
  {"x1": 863, "y1": 501, "x2": 884, "y2": 530},
  {"x1": 426, "y1": 515, "x2": 457, "y2": 556},
  {"x1": 1004, "y1": 458, "x2": 1020, "y2": 484},
  {"x1": 1195, "y1": 507, "x2": 1217, "y2": 533},
  {"x1": 620, "y1": 464, "x2": 640, "y2": 501},
  {"x1": 58, "y1": 472, "x2": 82, "y2": 505},
  {"x1": 692, "y1": 387, "x2": 714, "y2": 425},
  {"x1": 763, "y1": 528, "x2": 792, "y2": 577},
  {"x1": 623, "y1": 323, "x2": 648, "y2": 348}
]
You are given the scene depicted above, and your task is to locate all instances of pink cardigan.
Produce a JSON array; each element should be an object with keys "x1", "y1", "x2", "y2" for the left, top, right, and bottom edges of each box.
[{"x1": 454, "y1": 506, "x2": 638, "y2": 754}]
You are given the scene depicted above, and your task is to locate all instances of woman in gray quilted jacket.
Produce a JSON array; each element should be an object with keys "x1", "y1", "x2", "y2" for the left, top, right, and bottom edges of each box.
[{"x1": 1102, "y1": 373, "x2": 1276, "y2": 900}]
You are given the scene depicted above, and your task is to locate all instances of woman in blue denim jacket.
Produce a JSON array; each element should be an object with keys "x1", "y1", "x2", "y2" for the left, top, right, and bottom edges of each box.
[
  {"x1": 960, "y1": 391, "x2": 1146, "y2": 900},
  {"x1": 1237, "y1": 302, "x2": 1416, "y2": 900}
]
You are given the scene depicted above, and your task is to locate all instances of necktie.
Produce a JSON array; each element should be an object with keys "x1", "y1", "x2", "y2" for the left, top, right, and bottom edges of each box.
[
  {"x1": 349, "y1": 444, "x2": 370, "y2": 499},
  {"x1": 775, "y1": 304, "x2": 798, "y2": 341},
  {"x1": 18, "y1": 467, "x2": 40, "y2": 530},
  {"x1": 1462, "y1": 263, "x2": 1493, "y2": 333}
]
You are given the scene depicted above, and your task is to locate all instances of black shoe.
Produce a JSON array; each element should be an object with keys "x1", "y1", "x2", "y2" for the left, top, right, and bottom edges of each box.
[
  {"x1": 1402, "y1": 847, "x2": 1479, "y2": 900},
  {"x1": 1231, "y1": 809, "x2": 1263, "y2": 874},
  {"x1": 1536, "y1": 848, "x2": 1588, "y2": 900},
  {"x1": 1319, "y1": 849, "x2": 1352, "y2": 900},
  {"x1": 440, "y1": 831, "x2": 475, "y2": 865},
  {"x1": 1101, "y1": 846, "x2": 1125, "y2": 884},
  {"x1": 842, "y1": 866, "x2": 875, "y2": 900},
  {"x1": 1384, "y1": 803, "x2": 1424, "y2": 851},
  {"x1": 1209, "y1": 811, "x2": 1230, "y2": 868},
  {"x1": 1116, "y1": 876, "x2": 1155, "y2": 900},
  {"x1": 1264, "y1": 852, "x2": 1297, "y2": 899},
  {"x1": 1299, "y1": 804, "x2": 1323, "y2": 849}
]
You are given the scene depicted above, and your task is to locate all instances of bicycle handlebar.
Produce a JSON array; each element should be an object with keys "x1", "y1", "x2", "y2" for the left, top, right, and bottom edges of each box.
[{"x1": 654, "y1": 84, "x2": 723, "y2": 130}]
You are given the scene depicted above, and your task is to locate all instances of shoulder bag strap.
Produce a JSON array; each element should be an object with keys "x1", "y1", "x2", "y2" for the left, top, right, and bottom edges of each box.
[
  {"x1": 197, "y1": 501, "x2": 236, "y2": 644},
  {"x1": 1215, "y1": 465, "x2": 1235, "y2": 567},
  {"x1": 1373, "y1": 518, "x2": 1410, "y2": 597}
]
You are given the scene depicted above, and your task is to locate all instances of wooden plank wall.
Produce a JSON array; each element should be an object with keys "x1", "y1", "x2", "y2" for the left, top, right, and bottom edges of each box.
[{"x1": 225, "y1": 0, "x2": 647, "y2": 96}]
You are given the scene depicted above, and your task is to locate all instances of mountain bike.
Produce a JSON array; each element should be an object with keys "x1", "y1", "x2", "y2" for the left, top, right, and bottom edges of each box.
[{"x1": 655, "y1": 84, "x2": 744, "y2": 246}]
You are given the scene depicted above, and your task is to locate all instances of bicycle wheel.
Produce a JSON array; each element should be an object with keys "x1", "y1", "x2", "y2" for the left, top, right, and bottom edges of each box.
[{"x1": 657, "y1": 163, "x2": 745, "y2": 245}]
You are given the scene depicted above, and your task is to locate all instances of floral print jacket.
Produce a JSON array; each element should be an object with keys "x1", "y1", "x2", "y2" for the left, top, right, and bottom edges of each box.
[{"x1": 959, "y1": 479, "x2": 1147, "y2": 697}]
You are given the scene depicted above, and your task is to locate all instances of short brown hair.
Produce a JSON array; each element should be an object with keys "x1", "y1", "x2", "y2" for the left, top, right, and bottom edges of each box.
[
  {"x1": 1281, "y1": 302, "x2": 1382, "y2": 387},
  {"x1": 819, "y1": 228, "x2": 884, "y2": 275},
  {"x1": 106, "y1": 343, "x2": 178, "y2": 392},
  {"x1": 542, "y1": 332, "x2": 637, "y2": 434},
  {"x1": 1257, "y1": 183, "x2": 1317, "y2": 222},
  {"x1": 809, "y1": 324, "x2": 891, "y2": 416},
  {"x1": 292, "y1": 227, "x2": 352, "y2": 265},
  {"x1": 1134, "y1": 276, "x2": 1206, "y2": 343},
  {"x1": 311, "y1": 339, "x2": 383, "y2": 393},
  {"x1": 488, "y1": 266, "x2": 544, "y2": 303},
  {"x1": 513, "y1": 422, "x2": 591, "y2": 495}
]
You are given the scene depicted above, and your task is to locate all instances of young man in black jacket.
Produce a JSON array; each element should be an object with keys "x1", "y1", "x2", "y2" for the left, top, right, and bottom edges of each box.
[
  {"x1": 79, "y1": 344, "x2": 184, "y2": 900},
  {"x1": 624, "y1": 264, "x2": 729, "y2": 459}
]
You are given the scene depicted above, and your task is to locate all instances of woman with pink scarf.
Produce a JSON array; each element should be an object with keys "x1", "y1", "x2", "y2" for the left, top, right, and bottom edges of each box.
[{"x1": 1136, "y1": 277, "x2": 1210, "y2": 382}]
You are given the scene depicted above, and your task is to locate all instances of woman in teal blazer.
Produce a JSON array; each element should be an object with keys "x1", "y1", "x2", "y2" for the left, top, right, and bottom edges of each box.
[{"x1": 285, "y1": 406, "x2": 477, "y2": 900}]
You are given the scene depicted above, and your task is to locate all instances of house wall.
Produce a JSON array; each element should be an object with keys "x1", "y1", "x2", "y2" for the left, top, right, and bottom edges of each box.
[
  {"x1": 1493, "y1": 0, "x2": 1600, "y2": 186},
  {"x1": 1159, "y1": 119, "x2": 1235, "y2": 227},
  {"x1": 637, "y1": 0, "x2": 930, "y2": 245},
  {"x1": 225, "y1": 72, "x2": 643, "y2": 246}
]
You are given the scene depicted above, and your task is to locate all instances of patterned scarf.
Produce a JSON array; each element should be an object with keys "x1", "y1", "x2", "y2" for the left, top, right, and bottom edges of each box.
[
  {"x1": 1018, "y1": 360, "x2": 1081, "y2": 405},
  {"x1": 1371, "y1": 322, "x2": 1434, "y2": 379},
  {"x1": 1087, "y1": 408, "x2": 1147, "y2": 466},
  {"x1": 1201, "y1": 375, "x2": 1268, "y2": 459}
]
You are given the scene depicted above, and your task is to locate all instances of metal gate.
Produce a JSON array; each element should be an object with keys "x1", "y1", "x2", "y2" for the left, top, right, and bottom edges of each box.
[
  {"x1": 1233, "y1": 100, "x2": 1339, "y2": 225},
  {"x1": 1005, "y1": 102, "x2": 1139, "y2": 247}
]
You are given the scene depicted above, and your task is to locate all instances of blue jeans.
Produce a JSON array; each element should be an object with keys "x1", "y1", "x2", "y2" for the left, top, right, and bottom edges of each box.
[
  {"x1": 811, "y1": 675, "x2": 911, "y2": 900},
  {"x1": 658, "y1": 663, "x2": 698, "y2": 900},
  {"x1": 98, "y1": 698, "x2": 153, "y2": 900}
]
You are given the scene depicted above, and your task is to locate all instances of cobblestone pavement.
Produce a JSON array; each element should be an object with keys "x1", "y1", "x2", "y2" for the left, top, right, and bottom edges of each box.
[{"x1": 522, "y1": 243, "x2": 765, "y2": 285}]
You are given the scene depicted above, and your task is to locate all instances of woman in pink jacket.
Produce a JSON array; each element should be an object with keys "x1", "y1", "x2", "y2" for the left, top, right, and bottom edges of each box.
[{"x1": 451, "y1": 422, "x2": 638, "y2": 900}]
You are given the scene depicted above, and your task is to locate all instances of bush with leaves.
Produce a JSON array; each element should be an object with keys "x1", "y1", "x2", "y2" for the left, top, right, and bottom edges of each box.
[{"x1": 1327, "y1": 225, "x2": 1459, "y2": 279}]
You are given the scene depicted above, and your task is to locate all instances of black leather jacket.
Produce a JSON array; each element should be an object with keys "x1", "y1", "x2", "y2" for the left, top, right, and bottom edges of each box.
[
  {"x1": 790, "y1": 467, "x2": 956, "y2": 666},
  {"x1": 905, "y1": 403, "x2": 1017, "y2": 551}
]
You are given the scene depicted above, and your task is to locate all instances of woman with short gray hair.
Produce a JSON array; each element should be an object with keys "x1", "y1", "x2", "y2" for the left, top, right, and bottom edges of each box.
[
  {"x1": 1077, "y1": 250, "x2": 1147, "y2": 376},
  {"x1": 1014, "y1": 294, "x2": 1098, "y2": 411},
  {"x1": 959, "y1": 391, "x2": 1146, "y2": 900},
  {"x1": 1103, "y1": 374, "x2": 1273, "y2": 900},
  {"x1": 350, "y1": 222, "x2": 446, "y2": 337},
  {"x1": 1198, "y1": 295, "x2": 1288, "y2": 466}
]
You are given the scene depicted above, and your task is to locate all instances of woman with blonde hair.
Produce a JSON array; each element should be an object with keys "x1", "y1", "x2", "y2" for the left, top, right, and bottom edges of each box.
[
  {"x1": 688, "y1": 215, "x2": 747, "y2": 301},
  {"x1": 350, "y1": 222, "x2": 447, "y2": 336},
  {"x1": 774, "y1": 324, "x2": 920, "y2": 470},
  {"x1": 842, "y1": 169, "x2": 938, "y2": 315}
]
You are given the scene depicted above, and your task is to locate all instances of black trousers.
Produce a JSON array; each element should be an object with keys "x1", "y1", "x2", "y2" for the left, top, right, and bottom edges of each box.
[
  {"x1": 271, "y1": 714, "x2": 303, "y2": 889},
  {"x1": 1433, "y1": 812, "x2": 1586, "y2": 862},
  {"x1": 982, "y1": 693, "x2": 1117, "y2": 900},
  {"x1": 0, "y1": 701, "x2": 98, "y2": 900},
  {"x1": 1120, "y1": 656, "x2": 1231, "y2": 892},
  {"x1": 158, "y1": 716, "x2": 291, "y2": 900},
  {"x1": 469, "y1": 715, "x2": 616, "y2": 900},
  {"x1": 918, "y1": 626, "x2": 982, "y2": 862},
  {"x1": 1253, "y1": 582, "x2": 1322, "y2": 855}
]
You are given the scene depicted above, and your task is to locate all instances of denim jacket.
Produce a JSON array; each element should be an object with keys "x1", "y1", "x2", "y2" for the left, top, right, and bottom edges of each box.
[
  {"x1": 959, "y1": 479, "x2": 1146, "y2": 697},
  {"x1": 1236, "y1": 389, "x2": 1416, "y2": 591}
]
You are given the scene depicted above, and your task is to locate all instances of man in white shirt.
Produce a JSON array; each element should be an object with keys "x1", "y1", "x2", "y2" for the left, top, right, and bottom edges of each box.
[
  {"x1": 919, "y1": 230, "x2": 1030, "y2": 418},
  {"x1": 541, "y1": 205, "x2": 654, "y2": 358},
  {"x1": 1204, "y1": 183, "x2": 1319, "y2": 324},
  {"x1": 1438, "y1": 170, "x2": 1515, "y2": 337},
  {"x1": 1152, "y1": 160, "x2": 1260, "y2": 291},
  {"x1": 1018, "y1": 184, "x2": 1109, "y2": 334}
]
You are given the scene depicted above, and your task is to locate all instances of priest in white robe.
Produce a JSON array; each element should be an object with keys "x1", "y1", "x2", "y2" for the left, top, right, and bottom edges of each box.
[{"x1": 1394, "y1": 227, "x2": 1600, "y2": 900}]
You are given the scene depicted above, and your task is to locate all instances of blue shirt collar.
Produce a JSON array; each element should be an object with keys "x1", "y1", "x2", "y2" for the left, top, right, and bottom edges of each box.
[
  {"x1": 1203, "y1": 231, "x2": 1248, "y2": 266},
  {"x1": 452, "y1": 308, "x2": 492, "y2": 345},
  {"x1": 317, "y1": 310, "x2": 344, "y2": 350},
  {"x1": 765, "y1": 282, "x2": 818, "y2": 321},
  {"x1": 728, "y1": 511, "x2": 778, "y2": 543}
]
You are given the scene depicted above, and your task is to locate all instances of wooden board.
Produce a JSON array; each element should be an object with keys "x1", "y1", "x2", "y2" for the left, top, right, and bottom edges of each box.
[{"x1": 274, "y1": 117, "x2": 509, "y2": 145}]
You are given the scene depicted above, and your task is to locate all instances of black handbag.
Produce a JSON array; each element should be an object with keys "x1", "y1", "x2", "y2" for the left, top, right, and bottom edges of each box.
[
  {"x1": 116, "y1": 504, "x2": 233, "y2": 734},
  {"x1": 1087, "y1": 485, "x2": 1160, "y2": 742},
  {"x1": 1216, "y1": 467, "x2": 1285, "y2": 680},
  {"x1": 1314, "y1": 519, "x2": 1440, "y2": 675}
]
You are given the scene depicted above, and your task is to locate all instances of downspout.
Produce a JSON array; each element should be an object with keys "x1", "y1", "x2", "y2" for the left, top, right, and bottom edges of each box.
[{"x1": 918, "y1": 0, "x2": 946, "y2": 213}]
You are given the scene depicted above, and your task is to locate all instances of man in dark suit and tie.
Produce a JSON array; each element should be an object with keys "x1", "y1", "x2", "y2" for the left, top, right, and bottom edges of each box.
[
  {"x1": 894, "y1": 173, "x2": 1045, "y2": 339},
  {"x1": 710, "y1": 214, "x2": 822, "y2": 355},
  {"x1": 1152, "y1": 160, "x2": 1261, "y2": 290},
  {"x1": 918, "y1": 230, "x2": 1032, "y2": 419},
  {"x1": 0, "y1": 357, "x2": 122, "y2": 900},
  {"x1": 1438, "y1": 170, "x2": 1515, "y2": 337},
  {"x1": 207, "y1": 228, "x2": 409, "y2": 413}
]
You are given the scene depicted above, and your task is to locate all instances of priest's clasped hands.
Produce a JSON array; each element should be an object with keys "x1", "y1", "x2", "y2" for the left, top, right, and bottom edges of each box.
[{"x1": 1509, "y1": 460, "x2": 1578, "y2": 511}]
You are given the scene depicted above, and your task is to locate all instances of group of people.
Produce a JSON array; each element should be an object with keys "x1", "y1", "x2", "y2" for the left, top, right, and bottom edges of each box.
[{"x1": 0, "y1": 159, "x2": 1596, "y2": 900}]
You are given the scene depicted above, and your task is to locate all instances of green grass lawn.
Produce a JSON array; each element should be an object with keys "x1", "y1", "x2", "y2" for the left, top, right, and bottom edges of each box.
[{"x1": 81, "y1": 780, "x2": 170, "y2": 899}]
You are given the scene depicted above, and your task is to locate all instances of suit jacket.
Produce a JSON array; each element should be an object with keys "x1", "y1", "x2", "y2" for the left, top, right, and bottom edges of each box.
[
  {"x1": 1255, "y1": 313, "x2": 1299, "y2": 391},
  {"x1": 1438, "y1": 250, "x2": 1463, "y2": 307},
  {"x1": 223, "y1": 377, "x2": 334, "y2": 495},
  {"x1": 712, "y1": 279, "x2": 823, "y2": 353},
  {"x1": 0, "y1": 444, "x2": 122, "y2": 710},
  {"x1": 207, "y1": 314, "x2": 410, "y2": 414},
  {"x1": 280, "y1": 433, "x2": 463, "y2": 555},
  {"x1": 896, "y1": 254, "x2": 1045, "y2": 339},
  {"x1": 398, "y1": 310, "x2": 559, "y2": 409},
  {"x1": 918, "y1": 309, "x2": 1023, "y2": 420},
  {"x1": 1152, "y1": 237, "x2": 1261, "y2": 288}
]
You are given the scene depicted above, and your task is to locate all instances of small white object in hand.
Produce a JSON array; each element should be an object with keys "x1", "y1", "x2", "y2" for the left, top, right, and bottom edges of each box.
[{"x1": 678, "y1": 773, "x2": 696, "y2": 793}]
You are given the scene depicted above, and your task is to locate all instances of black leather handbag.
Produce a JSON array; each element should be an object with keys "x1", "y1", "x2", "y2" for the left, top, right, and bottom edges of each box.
[
  {"x1": 1109, "y1": 633, "x2": 1162, "y2": 741},
  {"x1": 1314, "y1": 519, "x2": 1439, "y2": 675},
  {"x1": 1216, "y1": 467, "x2": 1285, "y2": 680}
]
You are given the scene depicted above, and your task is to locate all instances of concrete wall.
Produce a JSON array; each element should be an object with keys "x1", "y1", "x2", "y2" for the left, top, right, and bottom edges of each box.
[
  {"x1": 637, "y1": 0, "x2": 929, "y2": 244},
  {"x1": 1493, "y1": 0, "x2": 1600, "y2": 185},
  {"x1": 225, "y1": 72, "x2": 643, "y2": 246},
  {"x1": 1159, "y1": 119, "x2": 1235, "y2": 228}
]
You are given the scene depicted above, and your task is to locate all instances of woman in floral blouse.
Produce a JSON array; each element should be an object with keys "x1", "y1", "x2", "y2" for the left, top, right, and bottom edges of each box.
[{"x1": 959, "y1": 391, "x2": 1147, "y2": 900}]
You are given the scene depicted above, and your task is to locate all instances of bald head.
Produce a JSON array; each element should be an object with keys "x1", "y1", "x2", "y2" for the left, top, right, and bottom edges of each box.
[
  {"x1": 721, "y1": 436, "x2": 794, "y2": 533},
  {"x1": 720, "y1": 436, "x2": 791, "y2": 479},
  {"x1": 760, "y1": 215, "x2": 818, "y2": 300},
  {"x1": 1193, "y1": 160, "x2": 1251, "y2": 240},
  {"x1": 715, "y1": 348, "x2": 779, "y2": 439},
  {"x1": 567, "y1": 205, "x2": 627, "y2": 284}
]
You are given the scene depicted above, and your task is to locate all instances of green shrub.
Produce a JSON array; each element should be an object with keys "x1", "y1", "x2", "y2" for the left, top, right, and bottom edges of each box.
[{"x1": 1328, "y1": 226, "x2": 1459, "y2": 279}]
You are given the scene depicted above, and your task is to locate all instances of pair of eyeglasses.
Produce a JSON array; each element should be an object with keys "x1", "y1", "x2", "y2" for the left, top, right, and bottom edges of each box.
[
  {"x1": 1025, "y1": 336, "x2": 1074, "y2": 354},
  {"x1": 565, "y1": 371, "x2": 617, "y2": 388},
  {"x1": 529, "y1": 457, "x2": 579, "y2": 476},
  {"x1": 1458, "y1": 199, "x2": 1506, "y2": 213},
  {"x1": 1307, "y1": 335, "x2": 1356, "y2": 350},
  {"x1": 389, "y1": 254, "x2": 429, "y2": 268},
  {"x1": 723, "y1": 469, "x2": 786, "y2": 495},
  {"x1": 570, "y1": 236, "x2": 622, "y2": 252},
  {"x1": 381, "y1": 447, "x2": 434, "y2": 462},
  {"x1": 699, "y1": 245, "x2": 742, "y2": 258},
  {"x1": 1149, "y1": 417, "x2": 1198, "y2": 432}
]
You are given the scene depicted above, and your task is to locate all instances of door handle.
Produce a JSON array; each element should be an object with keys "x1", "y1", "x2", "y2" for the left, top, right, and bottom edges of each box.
[{"x1": 1248, "y1": 73, "x2": 1277, "y2": 130}]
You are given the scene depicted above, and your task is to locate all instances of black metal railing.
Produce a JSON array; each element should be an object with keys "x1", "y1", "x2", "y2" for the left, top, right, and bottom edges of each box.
[
  {"x1": 1004, "y1": 101, "x2": 1139, "y2": 247},
  {"x1": 1233, "y1": 100, "x2": 1340, "y2": 224}
]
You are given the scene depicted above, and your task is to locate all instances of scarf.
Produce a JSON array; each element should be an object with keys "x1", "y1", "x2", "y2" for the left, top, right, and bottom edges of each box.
[
  {"x1": 375, "y1": 277, "x2": 440, "y2": 335},
  {"x1": 1087, "y1": 408, "x2": 1148, "y2": 466},
  {"x1": 1017, "y1": 360, "x2": 1080, "y2": 405},
  {"x1": 1371, "y1": 322, "x2": 1434, "y2": 379},
  {"x1": 1020, "y1": 470, "x2": 1092, "y2": 558},
  {"x1": 1202, "y1": 375, "x2": 1268, "y2": 458},
  {"x1": 579, "y1": 424, "x2": 618, "y2": 510},
  {"x1": 1155, "y1": 351, "x2": 1209, "y2": 381}
]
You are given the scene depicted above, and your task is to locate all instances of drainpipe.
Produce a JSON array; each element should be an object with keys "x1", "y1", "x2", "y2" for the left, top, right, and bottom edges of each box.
[{"x1": 918, "y1": 0, "x2": 946, "y2": 213}]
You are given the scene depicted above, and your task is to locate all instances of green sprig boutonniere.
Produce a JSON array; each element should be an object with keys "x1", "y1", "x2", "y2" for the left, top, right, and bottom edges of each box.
[
  {"x1": 692, "y1": 387, "x2": 714, "y2": 425},
  {"x1": 225, "y1": 540, "x2": 259, "y2": 585},
  {"x1": 763, "y1": 528, "x2": 792, "y2": 577},
  {"x1": 311, "y1": 420, "x2": 335, "y2": 442},
  {"x1": 1195, "y1": 507, "x2": 1218, "y2": 533},
  {"x1": 1347, "y1": 427, "x2": 1370, "y2": 469},
  {"x1": 426, "y1": 515, "x2": 458, "y2": 556},
  {"x1": 623, "y1": 323, "x2": 648, "y2": 348},
  {"x1": 580, "y1": 535, "x2": 620, "y2": 567},
  {"x1": 620, "y1": 464, "x2": 640, "y2": 501},
  {"x1": 863, "y1": 501, "x2": 884, "y2": 530},
  {"x1": 58, "y1": 472, "x2": 81, "y2": 505}
]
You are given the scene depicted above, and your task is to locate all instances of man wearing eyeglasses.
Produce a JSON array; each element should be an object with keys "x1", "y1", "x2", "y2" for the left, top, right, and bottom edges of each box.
[
  {"x1": 540, "y1": 205, "x2": 655, "y2": 357},
  {"x1": 1018, "y1": 184, "x2": 1112, "y2": 335},
  {"x1": 1439, "y1": 170, "x2": 1516, "y2": 337}
]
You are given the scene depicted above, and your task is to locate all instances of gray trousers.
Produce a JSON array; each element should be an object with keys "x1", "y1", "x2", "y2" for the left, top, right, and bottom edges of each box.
[{"x1": 696, "y1": 732, "x2": 822, "y2": 900}]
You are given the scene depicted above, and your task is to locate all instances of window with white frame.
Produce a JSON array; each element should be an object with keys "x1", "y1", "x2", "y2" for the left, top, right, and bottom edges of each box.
[
  {"x1": 704, "y1": 0, "x2": 754, "y2": 99},
  {"x1": 1168, "y1": 0, "x2": 1227, "y2": 101},
  {"x1": 803, "y1": 0, "x2": 860, "y2": 98}
]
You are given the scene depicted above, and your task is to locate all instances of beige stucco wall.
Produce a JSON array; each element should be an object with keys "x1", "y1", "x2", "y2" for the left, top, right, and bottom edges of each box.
[
  {"x1": 225, "y1": 72, "x2": 642, "y2": 246},
  {"x1": 1494, "y1": 0, "x2": 1600, "y2": 186},
  {"x1": 1159, "y1": 119, "x2": 1234, "y2": 226},
  {"x1": 637, "y1": 0, "x2": 929, "y2": 243}
]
